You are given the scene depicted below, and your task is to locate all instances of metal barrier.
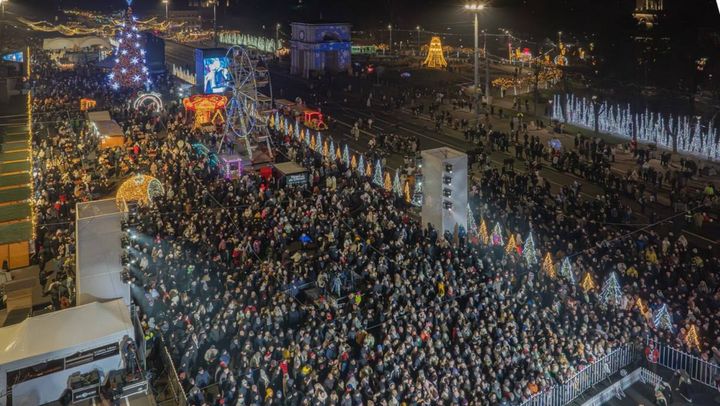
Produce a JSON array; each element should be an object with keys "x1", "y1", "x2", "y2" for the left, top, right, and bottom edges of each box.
[
  {"x1": 159, "y1": 340, "x2": 188, "y2": 406},
  {"x1": 520, "y1": 344, "x2": 638, "y2": 406},
  {"x1": 655, "y1": 342, "x2": 720, "y2": 389}
]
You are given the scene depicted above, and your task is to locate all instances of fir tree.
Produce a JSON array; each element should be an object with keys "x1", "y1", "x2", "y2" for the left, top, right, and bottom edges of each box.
[
  {"x1": 109, "y1": 6, "x2": 150, "y2": 90},
  {"x1": 373, "y1": 159, "x2": 383, "y2": 186},
  {"x1": 599, "y1": 272, "x2": 623, "y2": 305},
  {"x1": 479, "y1": 219, "x2": 489, "y2": 245},
  {"x1": 343, "y1": 145, "x2": 350, "y2": 167},
  {"x1": 357, "y1": 154, "x2": 365, "y2": 176},
  {"x1": 523, "y1": 233, "x2": 538, "y2": 265},
  {"x1": 491, "y1": 223, "x2": 503, "y2": 246},
  {"x1": 393, "y1": 170, "x2": 402, "y2": 196},
  {"x1": 580, "y1": 272, "x2": 596, "y2": 292},
  {"x1": 505, "y1": 234, "x2": 517, "y2": 255},
  {"x1": 653, "y1": 304, "x2": 674, "y2": 332},
  {"x1": 560, "y1": 257, "x2": 574, "y2": 283},
  {"x1": 542, "y1": 253, "x2": 555, "y2": 277},
  {"x1": 384, "y1": 172, "x2": 392, "y2": 192}
]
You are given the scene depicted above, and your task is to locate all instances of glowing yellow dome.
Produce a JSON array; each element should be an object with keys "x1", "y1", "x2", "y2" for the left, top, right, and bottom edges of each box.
[{"x1": 116, "y1": 174, "x2": 164, "y2": 209}]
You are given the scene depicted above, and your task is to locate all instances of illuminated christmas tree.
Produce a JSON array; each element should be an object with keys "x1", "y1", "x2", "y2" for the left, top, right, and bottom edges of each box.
[
  {"x1": 274, "y1": 111, "x2": 280, "y2": 129},
  {"x1": 384, "y1": 172, "x2": 392, "y2": 192},
  {"x1": 365, "y1": 161, "x2": 373, "y2": 178},
  {"x1": 523, "y1": 233, "x2": 538, "y2": 265},
  {"x1": 505, "y1": 234, "x2": 517, "y2": 255},
  {"x1": 467, "y1": 205, "x2": 478, "y2": 237},
  {"x1": 404, "y1": 181, "x2": 411, "y2": 203},
  {"x1": 304, "y1": 129, "x2": 311, "y2": 147},
  {"x1": 269, "y1": 113, "x2": 275, "y2": 129},
  {"x1": 309, "y1": 133, "x2": 316, "y2": 150},
  {"x1": 542, "y1": 253, "x2": 555, "y2": 277},
  {"x1": 315, "y1": 133, "x2": 323, "y2": 154},
  {"x1": 322, "y1": 141, "x2": 329, "y2": 158},
  {"x1": 350, "y1": 155, "x2": 358, "y2": 170},
  {"x1": 357, "y1": 154, "x2": 365, "y2": 176},
  {"x1": 560, "y1": 257, "x2": 574, "y2": 283},
  {"x1": 580, "y1": 272, "x2": 596, "y2": 292},
  {"x1": 684, "y1": 325, "x2": 701, "y2": 350},
  {"x1": 600, "y1": 272, "x2": 623, "y2": 305},
  {"x1": 288, "y1": 122, "x2": 295, "y2": 138},
  {"x1": 393, "y1": 170, "x2": 402, "y2": 196},
  {"x1": 479, "y1": 219, "x2": 489, "y2": 245},
  {"x1": 109, "y1": 4, "x2": 151, "y2": 90},
  {"x1": 373, "y1": 160, "x2": 383, "y2": 186},
  {"x1": 335, "y1": 146, "x2": 341, "y2": 161},
  {"x1": 653, "y1": 304, "x2": 674, "y2": 332},
  {"x1": 491, "y1": 223, "x2": 503, "y2": 246},
  {"x1": 343, "y1": 145, "x2": 350, "y2": 166}
]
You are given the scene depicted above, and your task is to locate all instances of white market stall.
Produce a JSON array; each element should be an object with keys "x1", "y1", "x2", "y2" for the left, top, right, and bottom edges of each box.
[{"x1": 0, "y1": 299, "x2": 134, "y2": 406}]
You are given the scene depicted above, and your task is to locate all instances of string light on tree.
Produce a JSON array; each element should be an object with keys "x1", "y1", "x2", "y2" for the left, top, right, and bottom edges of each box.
[
  {"x1": 315, "y1": 133, "x2": 323, "y2": 154},
  {"x1": 467, "y1": 204, "x2": 478, "y2": 238},
  {"x1": 357, "y1": 154, "x2": 366, "y2": 176},
  {"x1": 383, "y1": 172, "x2": 392, "y2": 192},
  {"x1": 542, "y1": 253, "x2": 555, "y2": 278},
  {"x1": 479, "y1": 219, "x2": 489, "y2": 245},
  {"x1": 580, "y1": 272, "x2": 596, "y2": 292},
  {"x1": 599, "y1": 272, "x2": 623, "y2": 305},
  {"x1": 343, "y1": 145, "x2": 350, "y2": 167},
  {"x1": 322, "y1": 141, "x2": 329, "y2": 158},
  {"x1": 683, "y1": 325, "x2": 701, "y2": 350},
  {"x1": 404, "y1": 181, "x2": 411, "y2": 203},
  {"x1": 491, "y1": 223, "x2": 504, "y2": 246},
  {"x1": 636, "y1": 297, "x2": 649, "y2": 317},
  {"x1": 373, "y1": 159, "x2": 383, "y2": 186},
  {"x1": 505, "y1": 234, "x2": 517, "y2": 255},
  {"x1": 109, "y1": 2, "x2": 151, "y2": 90},
  {"x1": 393, "y1": 169, "x2": 402, "y2": 196},
  {"x1": 350, "y1": 155, "x2": 358, "y2": 171},
  {"x1": 653, "y1": 304, "x2": 674, "y2": 333},
  {"x1": 560, "y1": 257, "x2": 574, "y2": 283},
  {"x1": 523, "y1": 233, "x2": 538, "y2": 266},
  {"x1": 365, "y1": 160, "x2": 373, "y2": 178}
]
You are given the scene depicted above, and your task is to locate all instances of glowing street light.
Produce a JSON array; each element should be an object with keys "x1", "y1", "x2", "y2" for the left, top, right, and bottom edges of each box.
[
  {"x1": 388, "y1": 24, "x2": 393, "y2": 54},
  {"x1": 162, "y1": 0, "x2": 169, "y2": 21},
  {"x1": 464, "y1": 2, "x2": 488, "y2": 113}
]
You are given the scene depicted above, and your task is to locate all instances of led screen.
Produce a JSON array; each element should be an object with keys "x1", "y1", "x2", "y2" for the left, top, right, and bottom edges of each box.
[
  {"x1": 202, "y1": 57, "x2": 230, "y2": 94},
  {"x1": 2, "y1": 51, "x2": 24, "y2": 63}
]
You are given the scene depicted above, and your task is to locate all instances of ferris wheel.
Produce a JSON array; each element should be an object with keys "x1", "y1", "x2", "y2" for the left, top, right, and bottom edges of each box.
[{"x1": 220, "y1": 45, "x2": 273, "y2": 159}]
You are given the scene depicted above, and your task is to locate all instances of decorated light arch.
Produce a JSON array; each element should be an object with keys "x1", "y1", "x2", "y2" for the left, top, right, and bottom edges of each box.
[
  {"x1": 133, "y1": 91, "x2": 163, "y2": 111},
  {"x1": 116, "y1": 173, "x2": 165, "y2": 209}
]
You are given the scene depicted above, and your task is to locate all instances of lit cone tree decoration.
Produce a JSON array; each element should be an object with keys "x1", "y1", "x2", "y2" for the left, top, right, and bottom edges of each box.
[
  {"x1": 288, "y1": 122, "x2": 294, "y2": 138},
  {"x1": 309, "y1": 133, "x2": 316, "y2": 150},
  {"x1": 384, "y1": 172, "x2": 392, "y2": 192},
  {"x1": 479, "y1": 219, "x2": 489, "y2": 245},
  {"x1": 322, "y1": 141, "x2": 329, "y2": 158},
  {"x1": 269, "y1": 113, "x2": 275, "y2": 129},
  {"x1": 505, "y1": 234, "x2": 517, "y2": 255},
  {"x1": 683, "y1": 325, "x2": 701, "y2": 350},
  {"x1": 315, "y1": 133, "x2": 323, "y2": 154},
  {"x1": 373, "y1": 159, "x2": 383, "y2": 186},
  {"x1": 467, "y1": 204, "x2": 478, "y2": 238},
  {"x1": 560, "y1": 257, "x2": 574, "y2": 283},
  {"x1": 411, "y1": 178, "x2": 423, "y2": 206},
  {"x1": 109, "y1": 5, "x2": 151, "y2": 90},
  {"x1": 304, "y1": 129, "x2": 311, "y2": 147},
  {"x1": 343, "y1": 145, "x2": 350, "y2": 167},
  {"x1": 330, "y1": 140, "x2": 336, "y2": 158},
  {"x1": 393, "y1": 170, "x2": 402, "y2": 196},
  {"x1": 580, "y1": 272, "x2": 596, "y2": 292},
  {"x1": 491, "y1": 223, "x2": 504, "y2": 246},
  {"x1": 542, "y1": 253, "x2": 555, "y2": 278},
  {"x1": 357, "y1": 154, "x2": 366, "y2": 176},
  {"x1": 653, "y1": 304, "x2": 674, "y2": 333},
  {"x1": 335, "y1": 146, "x2": 341, "y2": 161},
  {"x1": 365, "y1": 161, "x2": 373, "y2": 178},
  {"x1": 350, "y1": 155, "x2": 358, "y2": 170},
  {"x1": 599, "y1": 272, "x2": 623, "y2": 305},
  {"x1": 523, "y1": 233, "x2": 538, "y2": 266},
  {"x1": 636, "y1": 297, "x2": 649, "y2": 316},
  {"x1": 404, "y1": 181, "x2": 411, "y2": 203}
]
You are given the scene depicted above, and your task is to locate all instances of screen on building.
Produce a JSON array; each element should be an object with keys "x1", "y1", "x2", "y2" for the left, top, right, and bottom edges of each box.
[
  {"x1": 202, "y1": 57, "x2": 230, "y2": 94},
  {"x1": 2, "y1": 51, "x2": 24, "y2": 63}
]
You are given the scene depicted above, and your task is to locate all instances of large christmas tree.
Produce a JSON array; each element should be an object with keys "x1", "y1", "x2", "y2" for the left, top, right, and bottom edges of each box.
[{"x1": 109, "y1": 4, "x2": 150, "y2": 90}]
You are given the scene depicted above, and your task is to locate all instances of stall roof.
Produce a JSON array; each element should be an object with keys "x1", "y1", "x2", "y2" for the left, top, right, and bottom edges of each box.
[
  {"x1": 88, "y1": 111, "x2": 124, "y2": 138},
  {"x1": 274, "y1": 161, "x2": 307, "y2": 176},
  {"x1": 0, "y1": 299, "x2": 132, "y2": 366}
]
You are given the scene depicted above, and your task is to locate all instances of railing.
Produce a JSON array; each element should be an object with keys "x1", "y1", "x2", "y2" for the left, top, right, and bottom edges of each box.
[
  {"x1": 655, "y1": 342, "x2": 720, "y2": 389},
  {"x1": 159, "y1": 338, "x2": 188, "y2": 406},
  {"x1": 519, "y1": 344, "x2": 638, "y2": 406}
]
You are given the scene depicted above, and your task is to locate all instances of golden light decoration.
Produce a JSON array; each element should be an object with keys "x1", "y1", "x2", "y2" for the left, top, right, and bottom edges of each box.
[
  {"x1": 384, "y1": 172, "x2": 392, "y2": 192},
  {"x1": 684, "y1": 325, "x2": 701, "y2": 350},
  {"x1": 310, "y1": 134, "x2": 316, "y2": 151},
  {"x1": 542, "y1": 253, "x2": 556, "y2": 278},
  {"x1": 116, "y1": 174, "x2": 165, "y2": 209},
  {"x1": 351, "y1": 155, "x2": 358, "y2": 170},
  {"x1": 335, "y1": 147, "x2": 342, "y2": 160},
  {"x1": 505, "y1": 234, "x2": 516, "y2": 255},
  {"x1": 636, "y1": 297, "x2": 649, "y2": 317},
  {"x1": 322, "y1": 141, "x2": 329, "y2": 158},
  {"x1": 422, "y1": 36, "x2": 448, "y2": 69},
  {"x1": 580, "y1": 272, "x2": 596, "y2": 292},
  {"x1": 268, "y1": 113, "x2": 275, "y2": 129},
  {"x1": 365, "y1": 161, "x2": 372, "y2": 177},
  {"x1": 479, "y1": 219, "x2": 489, "y2": 245},
  {"x1": 404, "y1": 181, "x2": 411, "y2": 203}
]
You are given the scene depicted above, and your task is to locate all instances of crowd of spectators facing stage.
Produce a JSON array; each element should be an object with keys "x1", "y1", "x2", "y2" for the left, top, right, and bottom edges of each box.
[{"x1": 25, "y1": 48, "x2": 720, "y2": 405}]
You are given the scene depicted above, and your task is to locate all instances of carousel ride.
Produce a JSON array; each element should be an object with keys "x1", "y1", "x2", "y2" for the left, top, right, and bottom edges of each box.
[{"x1": 220, "y1": 46, "x2": 274, "y2": 162}]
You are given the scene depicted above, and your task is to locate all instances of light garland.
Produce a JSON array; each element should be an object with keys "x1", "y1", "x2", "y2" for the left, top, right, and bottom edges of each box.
[
  {"x1": 523, "y1": 233, "x2": 538, "y2": 265},
  {"x1": 599, "y1": 272, "x2": 623, "y2": 305},
  {"x1": 580, "y1": 272, "x2": 596, "y2": 292},
  {"x1": 683, "y1": 325, "x2": 701, "y2": 350},
  {"x1": 653, "y1": 304, "x2": 674, "y2": 333},
  {"x1": 505, "y1": 234, "x2": 517, "y2": 255},
  {"x1": 116, "y1": 174, "x2": 165, "y2": 209},
  {"x1": 542, "y1": 252, "x2": 555, "y2": 278}
]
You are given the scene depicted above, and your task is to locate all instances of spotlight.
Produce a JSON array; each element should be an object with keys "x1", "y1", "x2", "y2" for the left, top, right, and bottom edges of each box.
[
  {"x1": 443, "y1": 176, "x2": 452, "y2": 185},
  {"x1": 443, "y1": 201, "x2": 453, "y2": 210},
  {"x1": 443, "y1": 188, "x2": 452, "y2": 197},
  {"x1": 445, "y1": 164, "x2": 453, "y2": 173}
]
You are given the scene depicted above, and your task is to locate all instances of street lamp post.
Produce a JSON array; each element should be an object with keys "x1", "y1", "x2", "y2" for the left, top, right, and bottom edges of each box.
[
  {"x1": 388, "y1": 24, "x2": 393, "y2": 54},
  {"x1": 162, "y1": 0, "x2": 169, "y2": 21},
  {"x1": 416, "y1": 26, "x2": 420, "y2": 56},
  {"x1": 464, "y1": 3, "x2": 486, "y2": 116}
]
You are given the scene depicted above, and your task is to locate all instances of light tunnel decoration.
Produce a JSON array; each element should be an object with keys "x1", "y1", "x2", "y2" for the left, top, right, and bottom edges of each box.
[
  {"x1": 116, "y1": 174, "x2": 165, "y2": 210},
  {"x1": 133, "y1": 92, "x2": 163, "y2": 111}
]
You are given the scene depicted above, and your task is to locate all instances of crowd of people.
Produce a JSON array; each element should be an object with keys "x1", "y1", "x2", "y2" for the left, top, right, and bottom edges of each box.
[{"x1": 24, "y1": 46, "x2": 720, "y2": 406}]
